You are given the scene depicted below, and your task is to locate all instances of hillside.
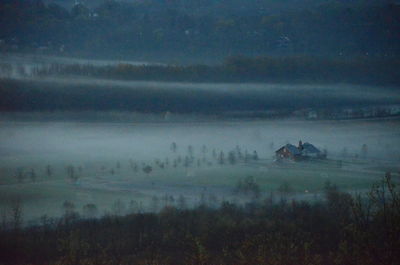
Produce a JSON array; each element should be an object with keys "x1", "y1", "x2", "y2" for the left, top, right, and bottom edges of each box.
[{"x1": 1, "y1": 0, "x2": 399, "y2": 62}]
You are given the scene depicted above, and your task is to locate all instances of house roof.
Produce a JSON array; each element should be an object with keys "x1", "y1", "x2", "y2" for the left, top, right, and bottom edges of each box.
[
  {"x1": 276, "y1": 142, "x2": 322, "y2": 156},
  {"x1": 276, "y1": 144, "x2": 301, "y2": 155},
  {"x1": 302, "y1": 142, "x2": 321, "y2": 153}
]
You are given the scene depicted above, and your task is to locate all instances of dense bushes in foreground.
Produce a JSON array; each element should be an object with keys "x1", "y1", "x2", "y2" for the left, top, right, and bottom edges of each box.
[{"x1": 0, "y1": 175, "x2": 399, "y2": 265}]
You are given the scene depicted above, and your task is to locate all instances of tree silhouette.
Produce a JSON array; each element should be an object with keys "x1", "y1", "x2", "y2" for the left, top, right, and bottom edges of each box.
[
  {"x1": 143, "y1": 165, "x2": 153, "y2": 175},
  {"x1": 171, "y1": 142, "x2": 177, "y2": 153},
  {"x1": 16, "y1": 168, "x2": 24, "y2": 183},
  {"x1": 228, "y1": 151, "x2": 236, "y2": 165},
  {"x1": 361, "y1": 144, "x2": 368, "y2": 158},
  {"x1": 112, "y1": 199, "x2": 126, "y2": 216},
  {"x1": 218, "y1": 151, "x2": 225, "y2": 165},
  {"x1": 150, "y1": 196, "x2": 160, "y2": 212},
  {"x1": 177, "y1": 195, "x2": 187, "y2": 210},
  {"x1": 30, "y1": 169, "x2": 36, "y2": 183},
  {"x1": 46, "y1": 165, "x2": 52, "y2": 177},
  {"x1": 187, "y1": 145, "x2": 194, "y2": 157},
  {"x1": 253, "y1": 151, "x2": 259, "y2": 161},
  {"x1": 83, "y1": 203, "x2": 98, "y2": 218}
]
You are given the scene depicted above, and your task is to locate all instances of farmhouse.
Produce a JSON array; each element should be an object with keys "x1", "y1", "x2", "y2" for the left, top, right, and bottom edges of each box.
[
  {"x1": 275, "y1": 144, "x2": 302, "y2": 160},
  {"x1": 276, "y1": 141, "x2": 324, "y2": 161}
]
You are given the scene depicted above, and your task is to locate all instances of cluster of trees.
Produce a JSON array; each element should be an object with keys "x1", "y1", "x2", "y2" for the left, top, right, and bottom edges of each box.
[
  {"x1": 1, "y1": 77, "x2": 398, "y2": 116},
  {"x1": 12, "y1": 164, "x2": 83, "y2": 184},
  {"x1": 31, "y1": 55, "x2": 400, "y2": 85},
  {"x1": 0, "y1": 174, "x2": 398, "y2": 265},
  {"x1": 127, "y1": 143, "x2": 260, "y2": 176},
  {"x1": 0, "y1": 0, "x2": 399, "y2": 60},
  {"x1": 234, "y1": 176, "x2": 261, "y2": 199},
  {"x1": 1, "y1": 76, "x2": 398, "y2": 116}
]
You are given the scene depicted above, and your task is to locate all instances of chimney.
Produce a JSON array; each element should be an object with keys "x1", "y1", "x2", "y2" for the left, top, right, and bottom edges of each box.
[{"x1": 298, "y1": 140, "x2": 303, "y2": 150}]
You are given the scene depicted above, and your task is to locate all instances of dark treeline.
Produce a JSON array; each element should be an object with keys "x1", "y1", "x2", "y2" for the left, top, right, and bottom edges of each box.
[
  {"x1": 0, "y1": 175, "x2": 399, "y2": 265},
  {"x1": 0, "y1": 0, "x2": 399, "y2": 61},
  {"x1": 34, "y1": 56, "x2": 400, "y2": 85},
  {"x1": 0, "y1": 78, "x2": 397, "y2": 114}
]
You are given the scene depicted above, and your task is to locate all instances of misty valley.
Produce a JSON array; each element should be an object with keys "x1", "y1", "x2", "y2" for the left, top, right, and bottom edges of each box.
[
  {"x1": 0, "y1": 119, "x2": 398, "y2": 222},
  {"x1": 0, "y1": 118, "x2": 399, "y2": 265},
  {"x1": 1, "y1": 0, "x2": 400, "y2": 264},
  {"x1": 0, "y1": 56, "x2": 399, "y2": 265},
  {"x1": 0, "y1": 120, "x2": 400, "y2": 221}
]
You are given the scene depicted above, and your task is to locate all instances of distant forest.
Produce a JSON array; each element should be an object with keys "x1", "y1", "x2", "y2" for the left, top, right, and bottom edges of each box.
[
  {"x1": 0, "y1": 0, "x2": 399, "y2": 61},
  {"x1": 0, "y1": 77, "x2": 398, "y2": 114},
  {"x1": 33, "y1": 56, "x2": 400, "y2": 85}
]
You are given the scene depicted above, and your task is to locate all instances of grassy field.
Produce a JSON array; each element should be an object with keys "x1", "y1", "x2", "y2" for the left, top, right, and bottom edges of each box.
[
  {"x1": 0, "y1": 155, "x2": 393, "y2": 224},
  {"x1": 0, "y1": 118, "x2": 399, "y2": 223}
]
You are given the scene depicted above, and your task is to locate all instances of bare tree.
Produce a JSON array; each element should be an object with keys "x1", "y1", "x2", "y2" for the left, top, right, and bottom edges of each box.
[
  {"x1": 83, "y1": 203, "x2": 98, "y2": 218},
  {"x1": 162, "y1": 194, "x2": 170, "y2": 208},
  {"x1": 202, "y1": 145, "x2": 208, "y2": 154},
  {"x1": 218, "y1": 151, "x2": 225, "y2": 165},
  {"x1": 168, "y1": 195, "x2": 175, "y2": 206},
  {"x1": 46, "y1": 165, "x2": 52, "y2": 177},
  {"x1": 16, "y1": 168, "x2": 24, "y2": 183},
  {"x1": 129, "y1": 200, "x2": 139, "y2": 214},
  {"x1": 208, "y1": 194, "x2": 218, "y2": 208},
  {"x1": 199, "y1": 192, "x2": 207, "y2": 206},
  {"x1": 170, "y1": 142, "x2": 177, "y2": 153},
  {"x1": 1, "y1": 208, "x2": 7, "y2": 231},
  {"x1": 11, "y1": 198, "x2": 23, "y2": 231},
  {"x1": 236, "y1": 146, "x2": 243, "y2": 160},
  {"x1": 178, "y1": 195, "x2": 187, "y2": 210},
  {"x1": 341, "y1": 147, "x2": 348, "y2": 158},
  {"x1": 112, "y1": 199, "x2": 126, "y2": 216},
  {"x1": 62, "y1": 200, "x2": 75, "y2": 216},
  {"x1": 133, "y1": 163, "x2": 138, "y2": 173},
  {"x1": 361, "y1": 144, "x2": 368, "y2": 158},
  {"x1": 253, "y1": 151, "x2": 259, "y2": 161},
  {"x1": 278, "y1": 181, "x2": 293, "y2": 201},
  {"x1": 235, "y1": 176, "x2": 260, "y2": 200},
  {"x1": 184, "y1": 156, "x2": 190, "y2": 168},
  {"x1": 244, "y1": 150, "x2": 249, "y2": 163},
  {"x1": 62, "y1": 200, "x2": 79, "y2": 223},
  {"x1": 269, "y1": 142, "x2": 275, "y2": 150},
  {"x1": 228, "y1": 151, "x2": 236, "y2": 165},
  {"x1": 150, "y1": 195, "x2": 160, "y2": 212},
  {"x1": 30, "y1": 168, "x2": 37, "y2": 182},
  {"x1": 187, "y1": 145, "x2": 194, "y2": 157},
  {"x1": 67, "y1": 165, "x2": 78, "y2": 183}
]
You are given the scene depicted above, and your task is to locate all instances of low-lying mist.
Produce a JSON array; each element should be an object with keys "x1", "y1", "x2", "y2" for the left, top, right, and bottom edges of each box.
[
  {"x1": 1, "y1": 77, "x2": 399, "y2": 115},
  {"x1": 1, "y1": 119, "x2": 398, "y2": 165},
  {"x1": 0, "y1": 55, "x2": 399, "y2": 226},
  {"x1": 0, "y1": 118, "x2": 399, "y2": 224}
]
